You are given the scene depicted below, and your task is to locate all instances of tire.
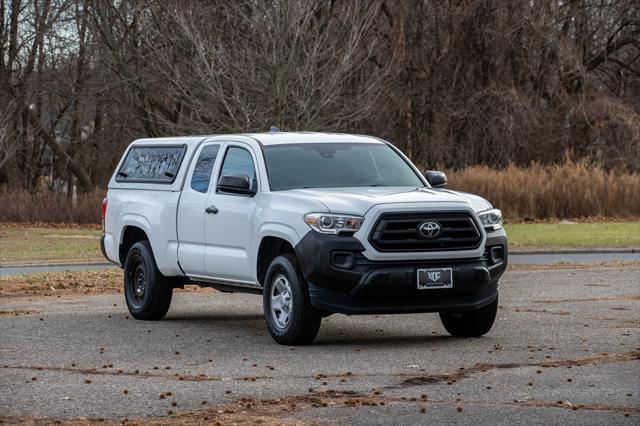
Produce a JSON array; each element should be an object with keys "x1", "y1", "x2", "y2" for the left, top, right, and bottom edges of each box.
[
  {"x1": 263, "y1": 254, "x2": 322, "y2": 345},
  {"x1": 439, "y1": 293, "x2": 498, "y2": 337},
  {"x1": 123, "y1": 241, "x2": 173, "y2": 320}
]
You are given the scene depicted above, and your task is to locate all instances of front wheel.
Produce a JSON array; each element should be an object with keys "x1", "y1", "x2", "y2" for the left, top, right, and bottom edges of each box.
[
  {"x1": 124, "y1": 241, "x2": 173, "y2": 320},
  {"x1": 439, "y1": 293, "x2": 498, "y2": 337},
  {"x1": 263, "y1": 254, "x2": 321, "y2": 345}
]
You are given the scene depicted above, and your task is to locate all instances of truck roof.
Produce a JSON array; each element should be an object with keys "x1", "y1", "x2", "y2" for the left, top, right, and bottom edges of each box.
[
  {"x1": 131, "y1": 132, "x2": 384, "y2": 147},
  {"x1": 245, "y1": 132, "x2": 383, "y2": 146}
]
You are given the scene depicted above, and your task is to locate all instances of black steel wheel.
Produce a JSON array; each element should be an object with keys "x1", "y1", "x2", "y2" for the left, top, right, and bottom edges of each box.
[
  {"x1": 127, "y1": 251, "x2": 147, "y2": 309},
  {"x1": 123, "y1": 241, "x2": 173, "y2": 320}
]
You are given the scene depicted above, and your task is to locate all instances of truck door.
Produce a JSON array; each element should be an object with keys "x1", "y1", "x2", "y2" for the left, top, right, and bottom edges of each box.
[
  {"x1": 203, "y1": 143, "x2": 259, "y2": 283},
  {"x1": 176, "y1": 143, "x2": 222, "y2": 276}
]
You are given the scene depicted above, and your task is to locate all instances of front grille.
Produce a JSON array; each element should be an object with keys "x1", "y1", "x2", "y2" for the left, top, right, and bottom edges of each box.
[{"x1": 369, "y1": 211, "x2": 482, "y2": 252}]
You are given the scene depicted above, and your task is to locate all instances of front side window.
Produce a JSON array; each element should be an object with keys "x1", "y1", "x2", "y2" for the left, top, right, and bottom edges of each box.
[
  {"x1": 116, "y1": 145, "x2": 186, "y2": 183},
  {"x1": 263, "y1": 143, "x2": 423, "y2": 191},
  {"x1": 218, "y1": 146, "x2": 257, "y2": 190},
  {"x1": 190, "y1": 144, "x2": 221, "y2": 193}
]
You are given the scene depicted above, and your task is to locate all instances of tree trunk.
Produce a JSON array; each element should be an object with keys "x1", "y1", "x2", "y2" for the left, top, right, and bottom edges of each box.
[{"x1": 22, "y1": 101, "x2": 95, "y2": 192}]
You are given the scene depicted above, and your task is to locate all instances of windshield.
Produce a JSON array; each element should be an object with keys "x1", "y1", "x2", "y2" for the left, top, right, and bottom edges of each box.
[{"x1": 263, "y1": 143, "x2": 424, "y2": 191}]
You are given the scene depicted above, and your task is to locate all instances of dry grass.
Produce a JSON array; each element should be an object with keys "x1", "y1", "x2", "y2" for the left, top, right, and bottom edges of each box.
[
  {"x1": 0, "y1": 162, "x2": 638, "y2": 223},
  {"x1": 0, "y1": 189, "x2": 104, "y2": 224},
  {"x1": 0, "y1": 225, "x2": 103, "y2": 265},
  {"x1": 448, "y1": 161, "x2": 640, "y2": 219},
  {"x1": 504, "y1": 222, "x2": 640, "y2": 249},
  {"x1": 0, "y1": 269, "x2": 217, "y2": 297},
  {"x1": 0, "y1": 269, "x2": 123, "y2": 297}
]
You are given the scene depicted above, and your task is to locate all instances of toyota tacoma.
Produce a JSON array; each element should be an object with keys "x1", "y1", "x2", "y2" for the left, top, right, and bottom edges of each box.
[{"x1": 101, "y1": 132, "x2": 507, "y2": 345}]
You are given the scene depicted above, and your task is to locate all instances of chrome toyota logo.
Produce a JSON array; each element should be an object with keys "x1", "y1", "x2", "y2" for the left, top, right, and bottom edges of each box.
[{"x1": 418, "y1": 221, "x2": 441, "y2": 239}]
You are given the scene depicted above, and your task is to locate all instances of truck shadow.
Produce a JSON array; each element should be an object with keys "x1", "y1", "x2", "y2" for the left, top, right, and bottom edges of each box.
[
  {"x1": 313, "y1": 334, "x2": 459, "y2": 347},
  {"x1": 162, "y1": 312, "x2": 467, "y2": 348},
  {"x1": 165, "y1": 313, "x2": 264, "y2": 322}
]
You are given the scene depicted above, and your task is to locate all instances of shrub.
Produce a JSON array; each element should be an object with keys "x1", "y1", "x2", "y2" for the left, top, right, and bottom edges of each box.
[
  {"x1": 0, "y1": 161, "x2": 638, "y2": 223},
  {"x1": 0, "y1": 189, "x2": 104, "y2": 224},
  {"x1": 447, "y1": 161, "x2": 640, "y2": 219}
]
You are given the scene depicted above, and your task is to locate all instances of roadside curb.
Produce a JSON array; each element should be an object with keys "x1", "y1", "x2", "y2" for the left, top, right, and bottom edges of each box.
[
  {"x1": 1, "y1": 261, "x2": 113, "y2": 269},
  {"x1": 510, "y1": 248, "x2": 639, "y2": 255}
]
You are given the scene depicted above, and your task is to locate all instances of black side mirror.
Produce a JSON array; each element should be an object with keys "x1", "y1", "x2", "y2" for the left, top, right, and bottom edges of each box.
[
  {"x1": 424, "y1": 170, "x2": 447, "y2": 188},
  {"x1": 217, "y1": 174, "x2": 256, "y2": 195}
]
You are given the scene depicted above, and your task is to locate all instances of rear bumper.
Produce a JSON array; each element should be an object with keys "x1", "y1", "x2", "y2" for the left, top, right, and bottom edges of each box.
[
  {"x1": 294, "y1": 229, "x2": 507, "y2": 315},
  {"x1": 100, "y1": 235, "x2": 108, "y2": 260},
  {"x1": 100, "y1": 234, "x2": 119, "y2": 265}
]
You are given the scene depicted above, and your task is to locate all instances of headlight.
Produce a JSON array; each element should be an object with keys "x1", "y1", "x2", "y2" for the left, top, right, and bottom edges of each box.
[
  {"x1": 478, "y1": 209, "x2": 502, "y2": 230},
  {"x1": 304, "y1": 213, "x2": 363, "y2": 234}
]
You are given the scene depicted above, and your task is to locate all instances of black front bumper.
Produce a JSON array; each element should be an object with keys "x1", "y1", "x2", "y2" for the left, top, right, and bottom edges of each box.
[{"x1": 294, "y1": 229, "x2": 508, "y2": 315}]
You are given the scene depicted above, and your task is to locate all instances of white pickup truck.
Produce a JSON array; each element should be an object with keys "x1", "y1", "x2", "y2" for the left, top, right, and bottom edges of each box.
[{"x1": 101, "y1": 132, "x2": 507, "y2": 345}]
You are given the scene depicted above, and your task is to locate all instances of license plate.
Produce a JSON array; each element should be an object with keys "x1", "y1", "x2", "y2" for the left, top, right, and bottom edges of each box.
[{"x1": 417, "y1": 268, "x2": 453, "y2": 290}]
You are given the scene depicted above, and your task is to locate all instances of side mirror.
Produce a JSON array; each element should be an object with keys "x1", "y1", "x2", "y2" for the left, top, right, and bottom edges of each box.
[
  {"x1": 217, "y1": 174, "x2": 256, "y2": 195},
  {"x1": 424, "y1": 170, "x2": 447, "y2": 188}
]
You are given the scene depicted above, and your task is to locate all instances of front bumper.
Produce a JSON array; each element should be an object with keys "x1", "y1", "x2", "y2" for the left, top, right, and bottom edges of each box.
[{"x1": 294, "y1": 229, "x2": 507, "y2": 315}]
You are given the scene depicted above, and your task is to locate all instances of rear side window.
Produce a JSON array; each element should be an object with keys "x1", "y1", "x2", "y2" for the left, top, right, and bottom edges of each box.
[
  {"x1": 116, "y1": 145, "x2": 186, "y2": 183},
  {"x1": 190, "y1": 144, "x2": 221, "y2": 193}
]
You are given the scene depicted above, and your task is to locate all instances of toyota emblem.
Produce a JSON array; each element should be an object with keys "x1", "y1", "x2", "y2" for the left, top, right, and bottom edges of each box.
[{"x1": 418, "y1": 221, "x2": 441, "y2": 239}]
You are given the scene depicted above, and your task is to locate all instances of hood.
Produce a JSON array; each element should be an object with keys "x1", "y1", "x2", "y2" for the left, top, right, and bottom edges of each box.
[{"x1": 284, "y1": 187, "x2": 492, "y2": 215}]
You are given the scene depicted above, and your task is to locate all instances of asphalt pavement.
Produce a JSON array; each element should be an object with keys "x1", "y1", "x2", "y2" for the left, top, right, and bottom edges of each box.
[{"x1": 1, "y1": 267, "x2": 639, "y2": 424}]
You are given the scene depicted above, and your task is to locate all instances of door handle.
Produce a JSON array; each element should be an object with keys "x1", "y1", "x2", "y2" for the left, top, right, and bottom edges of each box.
[{"x1": 205, "y1": 205, "x2": 218, "y2": 214}]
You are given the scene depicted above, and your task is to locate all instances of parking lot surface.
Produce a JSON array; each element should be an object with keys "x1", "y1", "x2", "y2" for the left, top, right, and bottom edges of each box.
[{"x1": 1, "y1": 267, "x2": 639, "y2": 424}]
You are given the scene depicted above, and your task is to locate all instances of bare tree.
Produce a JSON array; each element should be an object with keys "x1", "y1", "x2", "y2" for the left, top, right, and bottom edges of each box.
[
  {"x1": 0, "y1": 101, "x2": 18, "y2": 171},
  {"x1": 90, "y1": 0, "x2": 392, "y2": 135},
  {"x1": 1, "y1": 0, "x2": 638, "y2": 194}
]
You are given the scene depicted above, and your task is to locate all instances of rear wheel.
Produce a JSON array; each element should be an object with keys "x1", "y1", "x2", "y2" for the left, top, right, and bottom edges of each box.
[
  {"x1": 263, "y1": 254, "x2": 321, "y2": 345},
  {"x1": 439, "y1": 293, "x2": 498, "y2": 337},
  {"x1": 124, "y1": 241, "x2": 173, "y2": 320}
]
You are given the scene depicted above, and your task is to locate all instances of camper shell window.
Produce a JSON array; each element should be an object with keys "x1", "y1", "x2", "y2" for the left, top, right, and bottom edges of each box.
[{"x1": 116, "y1": 145, "x2": 186, "y2": 183}]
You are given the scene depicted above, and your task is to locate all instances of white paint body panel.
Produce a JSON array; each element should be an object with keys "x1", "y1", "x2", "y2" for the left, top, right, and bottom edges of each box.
[
  {"x1": 103, "y1": 132, "x2": 495, "y2": 286},
  {"x1": 176, "y1": 142, "x2": 224, "y2": 276}
]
